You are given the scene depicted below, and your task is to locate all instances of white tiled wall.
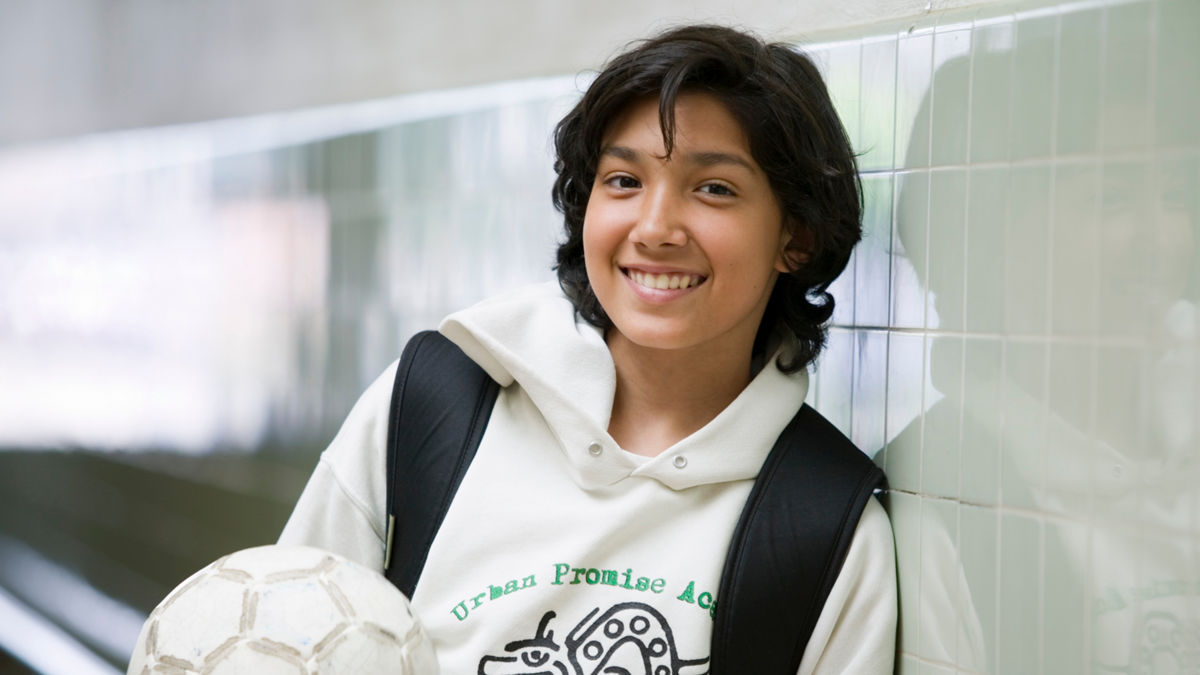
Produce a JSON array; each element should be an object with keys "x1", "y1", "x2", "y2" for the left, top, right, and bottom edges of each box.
[{"x1": 805, "y1": 0, "x2": 1199, "y2": 672}]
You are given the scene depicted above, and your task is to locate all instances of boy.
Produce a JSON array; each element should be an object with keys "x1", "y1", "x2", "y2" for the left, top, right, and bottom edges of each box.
[{"x1": 281, "y1": 24, "x2": 896, "y2": 674}]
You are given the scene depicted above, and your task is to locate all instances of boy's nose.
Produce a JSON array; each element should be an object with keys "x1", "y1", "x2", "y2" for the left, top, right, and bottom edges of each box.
[{"x1": 631, "y1": 187, "x2": 688, "y2": 248}]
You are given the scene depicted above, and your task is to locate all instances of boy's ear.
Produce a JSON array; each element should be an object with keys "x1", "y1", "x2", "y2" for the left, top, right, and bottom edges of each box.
[{"x1": 776, "y1": 225, "x2": 814, "y2": 273}]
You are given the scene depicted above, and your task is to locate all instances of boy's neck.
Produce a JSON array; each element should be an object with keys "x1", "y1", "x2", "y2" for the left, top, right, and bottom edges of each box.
[{"x1": 605, "y1": 331, "x2": 755, "y2": 457}]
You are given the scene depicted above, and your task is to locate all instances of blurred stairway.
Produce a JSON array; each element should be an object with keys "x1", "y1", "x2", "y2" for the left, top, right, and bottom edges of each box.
[{"x1": 0, "y1": 449, "x2": 316, "y2": 673}]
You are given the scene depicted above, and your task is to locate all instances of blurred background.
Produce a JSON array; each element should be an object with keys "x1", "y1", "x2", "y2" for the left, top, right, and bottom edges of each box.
[{"x1": 0, "y1": 0, "x2": 1196, "y2": 673}]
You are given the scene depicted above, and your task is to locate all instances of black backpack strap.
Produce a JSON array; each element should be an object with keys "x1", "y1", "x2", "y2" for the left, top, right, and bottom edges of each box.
[
  {"x1": 382, "y1": 330, "x2": 500, "y2": 597},
  {"x1": 710, "y1": 403, "x2": 886, "y2": 673}
]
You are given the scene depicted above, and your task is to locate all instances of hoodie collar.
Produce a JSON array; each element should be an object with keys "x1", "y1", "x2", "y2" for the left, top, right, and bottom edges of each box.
[{"x1": 440, "y1": 282, "x2": 809, "y2": 490}]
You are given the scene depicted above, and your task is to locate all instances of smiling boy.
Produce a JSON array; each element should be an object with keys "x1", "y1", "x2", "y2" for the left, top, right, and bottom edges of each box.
[
  {"x1": 281, "y1": 25, "x2": 896, "y2": 674},
  {"x1": 585, "y1": 92, "x2": 795, "y2": 456}
]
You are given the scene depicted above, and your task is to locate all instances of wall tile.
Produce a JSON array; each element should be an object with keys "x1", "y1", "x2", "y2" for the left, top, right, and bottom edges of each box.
[
  {"x1": 930, "y1": 29, "x2": 972, "y2": 166},
  {"x1": 1088, "y1": 524, "x2": 1146, "y2": 672},
  {"x1": 918, "y1": 498, "x2": 967, "y2": 666},
  {"x1": 1005, "y1": 166, "x2": 1051, "y2": 335},
  {"x1": 1056, "y1": 6, "x2": 1102, "y2": 156},
  {"x1": 922, "y1": 335, "x2": 962, "y2": 500},
  {"x1": 814, "y1": 42, "x2": 863, "y2": 159},
  {"x1": 1155, "y1": 0, "x2": 1200, "y2": 149},
  {"x1": 893, "y1": 170, "x2": 931, "y2": 330},
  {"x1": 1050, "y1": 162, "x2": 1100, "y2": 336},
  {"x1": 895, "y1": 30, "x2": 935, "y2": 169},
  {"x1": 965, "y1": 166, "x2": 1008, "y2": 334},
  {"x1": 858, "y1": 174, "x2": 895, "y2": 327},
  {"x1": 851, "y1": 330, "x2": 890, "y2": 457},
  {"x1": 1107, "y1": 156, "x2": 1196, "y2": 343},
  {"x1": 1009, "y1": 12, "x2": 1056, "y2": 160},
  {"x1": 1046, "y1": 342, "x2": 1094, "y2": 517},
  {"x1": 1100, "y1": 1, "x2": 1152, "y2": 153},
  {"x1": 1097, "y1": 161, "x2": 1153, "y2": 337},
  {"x1": 1000, "y1": 339, "x2": 1047, "y2": 511},
  {"x1": 889, "y1": 491, "x2": 925, "y2": 658},
  {"x1": 968, "y1": 18, "x2": 1014, "y2": 163},
  {"x1": 860, "y1": 36, "x2": 899, "y2": 171},
  {"x1": 815, "y1": 328, "x2": 855, "y2": 438},
  {"x1": 996, "y1": 513, "x2": 1042, "y2": 674},
  {"x1": 959, "y1": 504, "x2": 1000, "y2": 673},
  {"x1": 1151, "y1": 156, "x2": 1200, "y2": 337},
  {"x1": 830, "y1": 246, "x2": 857, "y2": 326},
  {"x1": 961, "y1": 337, "x2": 1004, "y2": 506},
  {"x1": 1042, "y1": 519, "x2": 1087, "y2": 673},
  {"x1": 886, "y1": 332, "x2": 928, "y2": 492},
  {"x1": 1092, "y1": 345, "x2": 1143, "y2": 529},
  {"x1": 928, "y1": 169, "x2": 968, "y2": 332}
]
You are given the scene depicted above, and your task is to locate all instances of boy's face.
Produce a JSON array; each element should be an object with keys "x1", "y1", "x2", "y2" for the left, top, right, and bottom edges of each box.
[{"x1": 583, "y1": 92, "x2": 789, "y2": 361}]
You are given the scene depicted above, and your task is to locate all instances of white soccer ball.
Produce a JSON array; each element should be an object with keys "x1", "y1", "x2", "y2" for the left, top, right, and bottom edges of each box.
[{"x1": 127, "y1": 544, "x2": 438, "y2": 674}]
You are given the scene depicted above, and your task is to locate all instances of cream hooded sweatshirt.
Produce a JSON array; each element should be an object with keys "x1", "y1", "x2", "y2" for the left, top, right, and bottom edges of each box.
[{"x1": 280, "y1": 282, "x2": 896, "y2": 674}]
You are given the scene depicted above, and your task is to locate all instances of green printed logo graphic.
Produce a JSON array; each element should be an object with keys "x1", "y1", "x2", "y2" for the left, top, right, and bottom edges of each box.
[
  {"x1": 449, "y1": 561, "x2": 720, "y2": 623},
  {"x1": 478, "y1": 604, "x2": 710, "y2": 675},
  {"x1": 450, "y1": 574, "x2": 537, "y2": 622},
  {"x1": 551, "y1": 563, "x2": 666, "y2": 593}
]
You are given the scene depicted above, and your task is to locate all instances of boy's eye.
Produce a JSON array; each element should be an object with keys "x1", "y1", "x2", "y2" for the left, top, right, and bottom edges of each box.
[
  {"x1": 607, "y1": 175, "x2": 640, "y2": 189},
  {"x1": 699, "y1": 183, "x2": 735, "y2": 197}
]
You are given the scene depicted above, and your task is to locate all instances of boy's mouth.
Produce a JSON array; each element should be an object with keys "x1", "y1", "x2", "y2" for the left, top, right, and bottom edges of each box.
[{"x1": 623, "y1": 268, "x2": 707, "y2": 291}]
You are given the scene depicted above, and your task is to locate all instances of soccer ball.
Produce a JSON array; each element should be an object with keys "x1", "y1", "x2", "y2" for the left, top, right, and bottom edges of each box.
[{"x1": 127, "y1": 545, "x2": 438, "y2": 674}]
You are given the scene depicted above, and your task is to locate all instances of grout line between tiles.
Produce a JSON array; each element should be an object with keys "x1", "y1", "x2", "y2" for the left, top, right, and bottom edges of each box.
[
  {"x1": 897, "y1": 650, "x2": 991, "y2": 675},
  {"x1": 826, "y1": 326, "x2": 1163, "y2": 352},
  {"x1": 866, "y1": 145, "x2": 1200, "y2": 178}
]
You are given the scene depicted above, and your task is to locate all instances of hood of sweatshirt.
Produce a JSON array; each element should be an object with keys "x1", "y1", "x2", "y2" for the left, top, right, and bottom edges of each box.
[{"x1": 439, "y1": 282, "x2": 809, "y2": 491}]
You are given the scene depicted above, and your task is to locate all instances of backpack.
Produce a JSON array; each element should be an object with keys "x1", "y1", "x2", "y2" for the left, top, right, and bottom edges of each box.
[{"x1": 382, "y1": 330, "x2": 885, "y2": 674}]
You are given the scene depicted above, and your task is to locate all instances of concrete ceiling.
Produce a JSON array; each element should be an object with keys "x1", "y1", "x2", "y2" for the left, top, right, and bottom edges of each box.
[{"x1": 0, "y1": 0, "x2": 1004, "y2": 144}]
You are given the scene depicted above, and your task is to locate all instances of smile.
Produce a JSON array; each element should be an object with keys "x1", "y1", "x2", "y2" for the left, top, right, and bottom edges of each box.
[{"x1": 624, "y1": 268, "x2": 706, "y2": 291}]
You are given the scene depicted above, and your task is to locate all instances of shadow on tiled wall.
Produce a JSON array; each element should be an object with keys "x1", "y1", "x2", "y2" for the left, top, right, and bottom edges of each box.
[{"x1": 807, "y1": 0, "x2": 1198, "y2": 672}]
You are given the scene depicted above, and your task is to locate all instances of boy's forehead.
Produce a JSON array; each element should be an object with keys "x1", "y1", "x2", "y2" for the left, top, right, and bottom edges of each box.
[
  {"x1": 598, "y1": 92, "x2": 753, "y2": 156},
  {"x1": 595, "y1": 92, "x2": 753, "y2": 165}
]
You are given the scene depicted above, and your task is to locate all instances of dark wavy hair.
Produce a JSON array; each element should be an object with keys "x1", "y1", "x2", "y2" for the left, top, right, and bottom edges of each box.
[{"x1": 552, "y1": 24, "x2": 862, "y2": 372}]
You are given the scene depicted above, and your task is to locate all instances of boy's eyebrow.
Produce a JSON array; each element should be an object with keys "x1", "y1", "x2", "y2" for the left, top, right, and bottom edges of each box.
[
  {"x1": 684, "y1": 150, "x2": 756, "y2": 172},
  {"x1": 600, "y1": 145, "x2": 639, "y2": 162},
  {"x1": 600, "y1": 145, "x2": 756, "y2": 172}
]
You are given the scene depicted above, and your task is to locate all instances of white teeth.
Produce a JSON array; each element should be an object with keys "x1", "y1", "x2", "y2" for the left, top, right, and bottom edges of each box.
[{"x1": 628, "y1": 270, "x2": 702, "y2": 291}]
